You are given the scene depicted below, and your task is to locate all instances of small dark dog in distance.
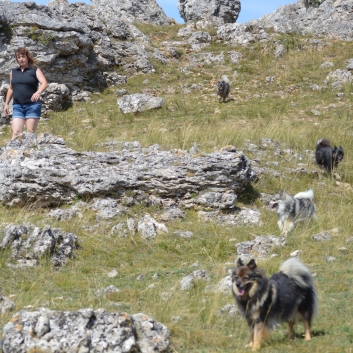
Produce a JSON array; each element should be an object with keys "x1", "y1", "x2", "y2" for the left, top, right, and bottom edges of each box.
[
  {"x1": 315, "y1": 138, "x2": 344, "y2": 174},
  {"x1": 217, "y1": 75, "x2": 230, "y2": 102},
  {"x1": 232, "y1": 258, "x2": 318, "y2": 351}
]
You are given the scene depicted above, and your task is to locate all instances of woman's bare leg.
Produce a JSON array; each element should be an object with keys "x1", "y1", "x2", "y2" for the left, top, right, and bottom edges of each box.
[
  {"x1": 25, "y1": 118, "x2": 40, "y2": 133},
  {"x1": 11, "y1": 118, "x2": 26, "y2": 139}
]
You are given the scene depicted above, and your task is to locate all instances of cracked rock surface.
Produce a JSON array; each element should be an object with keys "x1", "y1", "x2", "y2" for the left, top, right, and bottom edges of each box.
[
  {"x1": 0, "y1": 133, "x2": 256, "y2": 208},
  {"x1": 1, "y1": 308, "x2": 170, "y2": 353}
]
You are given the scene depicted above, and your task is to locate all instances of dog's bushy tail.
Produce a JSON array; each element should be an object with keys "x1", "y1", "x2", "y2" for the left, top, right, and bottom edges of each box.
[
  {"x1": 280, "y1": 258, "x2": 314, "y2": 288},
  {"x1": 294, "y1": 188, "x2": 314, "y2": 200},
  {"x1": 316, "y1": 138, "x2": 330, "y2": 148},
  {"x1": 280, "y1": 258, "x2": 318, "y2": 319},
  {"x1": 221, "y1": 75, "x2": 230, "y2": 84}
]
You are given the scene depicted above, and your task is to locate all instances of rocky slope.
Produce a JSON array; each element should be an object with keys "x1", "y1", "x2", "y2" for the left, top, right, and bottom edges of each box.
[{"x1": 1, "y1": 0, "x2": 353, "y2": 352}]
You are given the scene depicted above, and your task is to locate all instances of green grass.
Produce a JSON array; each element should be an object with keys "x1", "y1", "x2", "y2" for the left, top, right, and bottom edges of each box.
[{"x1": 1, "y1": 29, "x2": 353, "y2": 352}]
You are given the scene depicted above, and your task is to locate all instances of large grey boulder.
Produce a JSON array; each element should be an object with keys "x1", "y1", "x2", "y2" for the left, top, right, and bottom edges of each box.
[
  {"x1": 137, "y1": 214, "x2": 168, "y2": 240},
  {"x1": 1, "y1": 223, "x2": 79, "y2": 268},
  {"x1": 217, "y1": 21, "x2": 271, "y2": 47},
  {"x1": 47, "y1": 204, "x2": 83, "y2": 221},
  {"x1": 217, "y1": 0, "x2": 353, "y2": 47},
  {"x1": 236, "y1": 235, "x2": 286, "y2": 262},
  {"x1": 92, "y1": 0, "x2": 173, "y2": 26},
  {"x1": 258, "y1": 0, "x2": 353, "y2": 41},
  {"x1": 0, "y1": 132, "x2": 257, "y2": 208},
  {"x1": 118, "y1": 94, "x2": 164, "y2": 114},
  {"x1": 1, "y1": 308, "x2": 170, "y2": 353},
  {"x1": 324, "y1": 69, "x2": 353, "y2": 88},
  {"x1": 178, "y1": 0, "x2": 241, "y2": 27},
  {"x1": 301, "y1": 0, "x2": 327, "y2": 8},
  {"x1": 90, "y1": 198, "x2": 127, "y2": 221},
  {"x1": 41, "y1": 82, "x2": 71, "y2": 112}
]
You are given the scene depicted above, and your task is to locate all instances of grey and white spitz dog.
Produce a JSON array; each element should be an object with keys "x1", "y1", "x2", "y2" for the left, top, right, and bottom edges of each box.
[
  {"x1": 232, "y1": 258, "x2": 318, "y2": 351},
  {"x1": 269, "y1": 189, "x2": 317, "y2": 236},
  {"x1": 217, "y1": 75, "x2": 230, "y2": 102}
]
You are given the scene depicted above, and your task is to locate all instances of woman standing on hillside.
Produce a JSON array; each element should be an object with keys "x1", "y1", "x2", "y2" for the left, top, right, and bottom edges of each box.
[{"x1": 3, "y1": 47, "x2": 48, "y2": 139}]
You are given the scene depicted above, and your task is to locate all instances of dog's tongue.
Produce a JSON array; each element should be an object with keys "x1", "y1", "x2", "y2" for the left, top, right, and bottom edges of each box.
[{"x1": 238, "y1": 288, "x2": 245, "y2": 296}]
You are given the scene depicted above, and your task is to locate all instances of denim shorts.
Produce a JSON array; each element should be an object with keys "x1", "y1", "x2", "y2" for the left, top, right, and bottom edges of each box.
[{"x1": 12, "y1": 102, "x2": 41, "y2": 119}]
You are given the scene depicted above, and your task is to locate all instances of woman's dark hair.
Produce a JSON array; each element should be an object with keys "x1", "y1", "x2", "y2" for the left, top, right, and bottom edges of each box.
[{"x1": 15, "y1": 47, "x2": 37, "y2": 67}]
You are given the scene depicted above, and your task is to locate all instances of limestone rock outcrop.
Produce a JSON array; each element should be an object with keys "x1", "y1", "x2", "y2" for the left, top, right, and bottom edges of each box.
[
  {"x1": 0, "y1": 132, "x2": 257, "y2": 208},
  {"x1": 217, "y1": 1, "x2": 353, "y2": 47},
  {"x1": 117, "y1": 93, "x2": 164, "y2": 113},
  {"x1": 92, "y1": 0, "x2": 174, "y2": 26},
  {"x1": 1, "y1": 223, "x2": 78, "y2": 268},
  {"x1": 1, "y1": 308, "x2": 170, "y2": 353},
  {"x1": 178, "y1": 0, "x2": 241, "y2": 27},
  {"x1": 258, "y1": 0, "x2": 353, "y2": 41},
  {"x1": 236, "y1": 235, "x2": 286, "y2": 262}
]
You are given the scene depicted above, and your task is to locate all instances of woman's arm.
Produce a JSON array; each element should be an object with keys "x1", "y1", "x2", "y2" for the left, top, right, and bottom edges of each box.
[
  {"x1": 3, "y1": 71, "x2": 13, "y2": 115},
  {"x1": 32, "y1": 68, "x2": 48, "y2": 102}
]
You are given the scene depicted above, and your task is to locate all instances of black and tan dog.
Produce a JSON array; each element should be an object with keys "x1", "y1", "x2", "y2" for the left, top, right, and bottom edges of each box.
[
  {"x1": 232, "y1": 258, "x2": 318, "y2": 351},
  {"x1": 217, "y1": 75, "x2": 230, "y2": 102},
  {"x1": 315, "y1": 138, "x2": 344, "y2": 174}
]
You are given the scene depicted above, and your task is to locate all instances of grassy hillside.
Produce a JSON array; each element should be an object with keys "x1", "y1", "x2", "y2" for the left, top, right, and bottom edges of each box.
[{"x1": 0, "y1": 25, "x2": 353, "y2": 352}]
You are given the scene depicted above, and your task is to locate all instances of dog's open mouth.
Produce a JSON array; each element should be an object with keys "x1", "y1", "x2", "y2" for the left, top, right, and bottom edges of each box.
[
  {"x1": 238, "y1": 287, "x2": 246, "y2": 296},
  {"x1": 237, "y1": 283, "x2": 251, "y2": 296},
  {"x1": 270, "y1": 202, "x2": 278, "y2": 209}
]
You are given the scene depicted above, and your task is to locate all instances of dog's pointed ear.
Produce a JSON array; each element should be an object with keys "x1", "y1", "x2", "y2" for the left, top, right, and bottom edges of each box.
[
  {"x1": 237, "y1": 258, "x2": 244, "y2": 268},
  {"x1": 247, "y1": 259, "x2": 257, "y2": 270}
]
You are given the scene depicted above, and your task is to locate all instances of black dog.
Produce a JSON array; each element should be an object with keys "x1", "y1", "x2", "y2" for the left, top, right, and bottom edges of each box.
[
  {"x1": 315, "y1": 138, "x2": 344, "y2": 174},
  {"x1": 232, "y1": 258, "x2": 318, "y2": 350},
  {"x1": 217, "y1": 75, "x2": 230, "y2": 102}
]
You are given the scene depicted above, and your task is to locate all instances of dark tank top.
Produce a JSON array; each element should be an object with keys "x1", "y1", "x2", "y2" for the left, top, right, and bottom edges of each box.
[{"x1": 11, "y1": 66, "x2": 39, "y2": 104}]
